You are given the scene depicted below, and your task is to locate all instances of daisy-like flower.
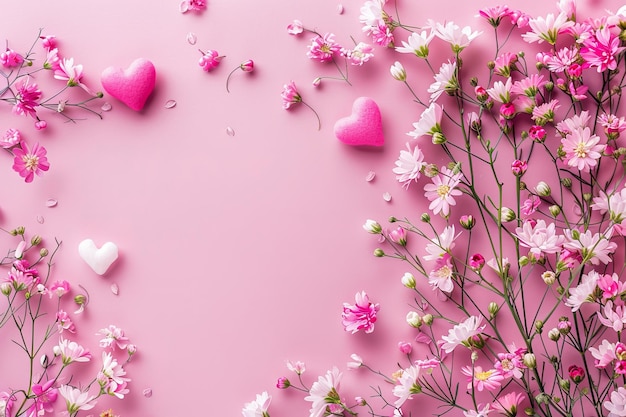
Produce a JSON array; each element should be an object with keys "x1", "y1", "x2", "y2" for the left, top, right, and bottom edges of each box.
[
  {"x1": 304, "y1": 367, "x2": 343, "y2": 417},
  {"x1": 590, "y1": 339, "x2": 617, "y2": 368},
  {"x1": 592, "y1": 189, "x2": 626, "y2": 224},
  {"x1": 495, "y1": 351, "x2": 526, "y2": 379},
  {"x1": 605, "y1": 387, "x2": 626, "y2": 417},
  {"x1": 561, "y1": 127, "x2": 605, "y2": 172},
  {"x1": 53, "y1": 338, "x2": 92, "y2": 365},
  {"x1": 360, "y1": 0, "x2": 390, "y2": 36},
  {"x1": 307, "y1": 33, "x2": 341, "y2": 63},
  {"x1": 478, "y1": 5, "x2": 511, "y2": 27},
  {"x1": 522, "y1": 12, "x2": 574, "y2": 44},
  {"x1": 428, "y1": 253, "x2": 454, "y2": 293},
  {"x1": 393, "y1": 143, "x2": 426, "y2": 189},
  {"x1": 13, "y1": 78, "x2": 42, "y2": 118},
  {"x1": 54, "y1": 57, "x2": 90, "y2": 92},
  {"x1": 97, "y1": 325, "x2": 129, "y2": 350},
  {"x1": 427, "y1": 60, "x2": 458, "y2": 102},
  {"x1": 424, "y1": 225, "x2": 459, "y2": 261},
  {"x1": 242, "y1": 391, "x2": 271, "y2": 417},
  {"x1": 580, "y1": 27, "x2": 625, "y2": 72},
  {"x1": 423, "y1": 166, "x2": 463, "y2": 217},
  {"x1": 556, "y1": 111, "x2": 591, "y2": 136},
  {"x1": 12, "y1": 142, "x2": 50, "y2": 183},
  {"x1": 58, "y1": 385, "x2": 96, "y2": 414},
  {"x1": 392, "y1": 365, "x2": 421, "y2": 408},
  {"x1": 487, "y1": 77, "x2": 513, "y2": 103},
  {"x1": 531, "y1": 99, "x2": 560, "y2": 125},
  {"x1": 43, "y1": 48, "x2": 61, "y2": 70},
  {"x1": 56, "y1": 310, "x2": 76, "y2": 333},
  {"x1": 341, "y1": 42, "x2": 374, "y2": 66},
  {"x1": 565, "y1": 270, "x2": 599, "y2": 311},
  {"x1": 515, "y1": 219, "x2": 564, "y2": 257},
  {"x1": 0, "y1": 128, "x2": 21, "y2": 149},
  {"x1": 598, "y1": 113, "x2": 626, "y2": 139},
  {"x1": 431, "y1": 20, "x2": 482, "y2": 53},
  {"x1": 545, "y1": 47, "x2": 579, "y2": 73},
  {"x1": 598, "y1": 300, "x2": 626, "y2": 332},
  {"x1": 462, "y1": 366, "x2": 504, "y2": 391},
  {"x1": 464, "y1": 404, "x2": 492, "y2": 417},
  {"x1": 493, "y1": 392, "x2": 525, "y2": 417},
  {"x1": 395, "y1": 30, "x2": 435, "y2": 58},
  {"x1": 493, "y1": 52, "x2": 518, "y2": 77},
  {"x1": 440, "y1": 315, "x2": 485, "y2": 353},
  {"x1": 341, "y1": 291, "x2": 380, "y2": 334},
  {"x1": 407, "y1": 103, "x2": 444, "y2": 140},
  {"x1": 563, "y1": 228, "x2": 617, "y2": 265},
  {"x1": 286, "y1": 360, "x2": 306, "y2": 375}
]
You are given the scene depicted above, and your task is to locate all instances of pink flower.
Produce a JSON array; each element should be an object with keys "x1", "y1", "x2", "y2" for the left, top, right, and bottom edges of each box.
[
  {"x1": 423, "y1": 166, "x2": 463, "y2": 217},
  {"x1": 598, "y1": 113, "x2": 626, "y2": 139},
  {"x1": 428, "y1": 61, "x2": 457, "y2": 102},
  {"x1": 286, "y1": 360, "x2": 306, "y2": 375},
  {"x1": 57, "y1": 310, "x2": 76, "y2": 333},
  {"x1": 565, "y1": 270, "x2": 599, "y2": 311},
  {"x1": 605, "y1": 386, "x2": 626, "y2": 417},
  {"x1": 53, "y1": 338, "x2": 92, "y2": 365},
  {"x1": 590, "y1": 339, "x2": 617, "y2": 368},
  {"x1": 307, "y1": 33, "x2": 341, "y2": 63},
  {"x1": 0, "y1": 128, "x2": 21, "y2": 149},
  {"x1": 511, "y1": 160, "x2": 527, "y2": 176},
  {"x1": 431, "y1": 20, "x2": 482, "y2": 53},
  {"x1": 563, "y1": 228, "x2": 617, "y2": 265},
  {"x1": 49, "y1": 280, "x2": 70, "y2": 298},
  {"x1": 0, "y1": 392, "x2": 15, "y2": 417},
  {"x1": 393, "y1": 143, "x2": 425, "y2": 189},
  {"x1": 396, "y1": 30, "x2": 434, "y2": 58},
  {"x1": 494, "y1": 52, "x2": 517, "y2": 77},
  {"x1": 5, "y1": 259, "x2": 39, "y2": 292},
  {"x1": 40, "y1": 35, "x2": 57, "y2": 51},
  {"x1": 281, "y1": 81, "x2": 302, "y2": 110},
  {"x1": 479, "y1": 5, "x2": 511, "y2": 27},
  {"x1": 304, "y1": 368, "x2": 343, "y2": 417},
  {"x1": 342, "y1": 291, "x2": 380, "y2": 334},
  {"x1": 287, "y1": 19, "x2": 304, "y2": 35},
  {"x1": 97, "y1": 325, "x2": 130, "y2": 350},
  {"x1": 341, "y1": 42, "x2": 374, "y2": 66},
  {"x1": 54, "y1": 58, "x2": 88, "y2": 91},
  {"x1": 13, "y1": 78, "x2": 42, "y2": 118},
  {"x1": 440, "y1": 316, "x2": 485, "y2": 353},
  {"x1": 424, "y1": 225, "x2": 458, "y2": 261},
  {"x1": 580, "y1": 27, "x2": 625, "y2": 72},
  {"x1": 0, "y1": 48, "x2": 24, "y2": 68},
  {"x1": 598, "y1": 301, "x2": 626, "y2": 332},
  {"x1": 58, "y1": 385, "x2": 96, "y2": 414},
  {"x1": 28, "y1": 379, "x2": 58, "y2": 416},
  {"x1": 522, "y1": 12, "x2": 574, "y2": 44},
  {"x1": 43, "y1": 48, "x2": 61, "y2": 70},
  {"x1": 198, "y1": 49, "x2": 222, "y2": 72},
  {"x1": 494, "y1": 351, "x2": 526, "y2": 379},
  {"x1": 98, "y1": 352, "x2": 131, "y2": 399},
  {"x1": 428, "y1": 253, "x2": 454, "y2": 293},
  {"x1": 461, "y1": 366, "x2": 504, "y2": 391},
  {"x1": 392, "y1": 365, "x2": 421, "y2": 408},
  {"x1": 408, "y1": 103, "x2": 443, "y2": 139},
  {"x1": 493, "y1": 392, "x2": 524, "y2": 416},
  {"x1": 528, "y1": 125, "x2": 547, "y2": 142},
  {"x1": 398, "y1": 341, "x2": 412, "y2": 354},
  {"x1": 531, "y1": 99, "x2": 560, "y2": 125},
  {"x1": 12, "y1": 142, "x2": 50, "y2": 183},
  {"x1": 389, "y1": 227, "x2": 407, "y2": 246},
  {"x1": 468, "y1": 253, "x2": 485, "y2": 271},
  {"x1": 514, "y1": 219, "x2": 564, "y2": 257}
]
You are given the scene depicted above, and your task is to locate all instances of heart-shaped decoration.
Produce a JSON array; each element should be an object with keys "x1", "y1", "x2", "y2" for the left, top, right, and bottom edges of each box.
[
  {"x1": 101, "y1": 58, "x2": 156, "y2": 111},
  {"x1": 78, "y1": 239, "x2": 119, "y2": 276},
  {"x1": 334, "y1": 97, "x2": 384, "y2": 147}
]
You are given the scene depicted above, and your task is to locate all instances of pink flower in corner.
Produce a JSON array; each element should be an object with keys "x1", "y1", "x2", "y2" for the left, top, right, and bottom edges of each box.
[
  {"x1": 198, "y1": 49, "x2": 222, "y2": 72},
  {"x1": 342, "y1": 291, "x2": 380, "y2": 334},
  {"x1": 12, "y1": 142, "x2": 50, "y2": 183}
]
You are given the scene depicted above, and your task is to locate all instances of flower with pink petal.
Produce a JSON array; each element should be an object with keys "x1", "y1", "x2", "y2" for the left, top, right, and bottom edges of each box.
[
  {"x1": 561, "y1": 127, "x2": 605, "y2": 172},
  {"x1": 242, "y1": 391, "x2": 272, "y2": 417},
  {"x1": 493, "y1": 392, "x2": 525, "y2": 416},
  {"x1": 424, "y1": 225, "x2": 459, "y2": 261},
  {"x1": 287, "y1": 20, "x2": 304, "y2": 35},
  {"x1": 281, "y1": 81, "x2": 321, "y2": 130},
  {"x1": 431, "y1": 20, "x2": 482, "y2": 53},
  {"x1": 28, "y1": 379, "x2": 58, "y2": 416},
  {"x1": 97, "y1": 325, "x2": 129, "y2": 350},
  {"x1": 198, "y1": 49, "x2": 222, "y2": 72},
  {"x1": 54, "y1": 337, "x2": 92, "y2": 365},
  {"x1": 341, "y1": 42, "x2": 374, "y2": 66},
  {"x1": 395, "y1": 30, "x2": 434, "y2": 58},
  {"x1": 13, "y1": 78, "x2": 42, "y2": 118},
  {"x1": 462, "y1": 366, "x2": 504, "y2": 391},
  {"x1": 522, "y1": 12, "x2": 574, "y2": 44},
  {"x1": 440, "y1": 316, "x2": 485, "y2": 353},
  {"x1": 304, "y1": 368, "x2": 343, "y2": 417},
  {"x1": 428, "y1": 253, "x2": 454, "y2": 293},
  {"x1": 58, "y1": 385, "x2": 96, "y2": 414},
  {"x1": 12, "y1": 142, "x2": 50, "y2": 183},
  {"x1": 515, "y1": 219, "x2": 564, "y2": 257},
  {"x1": 342, "y1": 291, "x2": 380, "y2": 334},
  {"x1": 423, "y1": 166, "x2": 463, "y2": 217},
  {"x1": 307, "y1": 33, "x2": 341, "y2": 63},
  {"x1": 581, "y1": 27, "x2": 625, "y2": 72},
  {"x1": 479, "y1": 5, "x2": 512, "y2": 27},
  {"x1": 57, "y1": 310, "x2": 76, "y2": 333},
  {"x1": 393, "y1": 143, "x2": 425, "y2": 189},
  {"x1": 0, "y1": 128, "x2": 21, "y2": 149},
  {"x1": 0, "y1": 48, "x2": 23, "y2": 68},
  {"x1": 392, "y1": 365, "x2": 421, "y2": 408}
]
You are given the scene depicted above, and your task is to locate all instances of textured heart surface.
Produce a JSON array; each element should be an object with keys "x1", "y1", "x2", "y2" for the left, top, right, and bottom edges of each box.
[
  {"x1": 78, "y1": 239, "x2": 119, "y2": 275},
  {"x1": 334, "y1": 97, "x2": 384, "y2": 147},
  {"x1": 101, "y1": 58, "x2": 156, "y2": 111}
]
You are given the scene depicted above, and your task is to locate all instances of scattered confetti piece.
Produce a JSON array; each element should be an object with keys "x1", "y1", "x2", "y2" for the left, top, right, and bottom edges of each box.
[
  {"x1": 337, "y1": 4, "x2": 344, "y2": 14},
  {"x1": 164, "y1": 100, "x2": 177, "y2": 109},
  {"x1": 365, "y1": 171, "x2": 376, "y2": 182},
  {"x1": 186, "y1": 32, "x2": 197, "y2": 45},
  {"x1": 383, "y1": 192, "x2": 392, "y2": 202},
  {"x1": 36, "y1": 216, "x2": 44, "y2": 224},
  {"x1": 226, "y1": 127, "x2": 235, "y2": 137},
  {"x1": 143, "y1": 388, "x2": 153, "y2": 398},
  {"x1": 45, "y1": 198, "x2": 58, "y2": 208},
  {"x1": 111, "y1": 283, "x2": 119, "y2": 295},
  {"x1": 101, "y1": 102, "x2": 112, "y2": 112},
  {"x1": 179, "y1": 1, "x2": 189, "y2": 13}
]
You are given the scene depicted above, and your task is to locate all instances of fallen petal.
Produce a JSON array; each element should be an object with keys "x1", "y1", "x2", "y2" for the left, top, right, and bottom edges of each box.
[
  {"x1": 101, "y1": 102, "x2": 112, "y2": 112},
  {"x1": 179, "y1": 0, "x2": 189, "y2": 13},
  {"x1": 186, "y1": 32, "x2": 197, "y2": 45},
  {"x1": 226, "y1": 127, "x2": 235, "y2": 137},
  {"x1": 36, "y1": 215, "x2": 44, "y2": 224},
  {"x1": 337, "y1": 4, "x2": 344, "y2": 14},
  {"x1": 365, "y1": 171, "x2": 375, "y2": 182},
  {"x1": 165, "y1": 100, "x2": 177, "y2": 109},
  {"x1": 143, "y1": 388, "x2": 153, "y2": 398},
  {"x1": 111, "y1": 283, "x2": 119, "y2": 295},
  {"x1": 46, "y1": 198, "x2": 58, "y2": 207},
  {"x1": 383, "y1": 192, "x2": 392, "y2": 202}
]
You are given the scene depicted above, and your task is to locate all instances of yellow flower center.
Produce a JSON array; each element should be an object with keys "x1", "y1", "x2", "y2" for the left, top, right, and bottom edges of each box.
[
  {"x1": 435, "y1": 265, "x2": 451, "y2": 278},
  {"x1": 475, "y1": 369, "x2": 494, "y2": 381},
  {"x1": 437, "y1": 184, "x2": 450, "y2": 197},
  {"x1": 22, "y1": 155, "x2": 39, "y2": 171},
  {"x1": 574, "y1": 141, "x2": 588, "y2": 158}
]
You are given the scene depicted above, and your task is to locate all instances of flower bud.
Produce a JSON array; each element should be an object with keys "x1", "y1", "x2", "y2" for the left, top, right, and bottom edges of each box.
[
  {"x1": 583, "y1": 193, "x2": 592, "y2": 202},
  {"x1": 363, "y1": 219, "x2": 382, "y2": 234},
  {"x1": 406, "y1": 311, "x2": 422, "y2": 328},
  {"x1": 518, "y1": 256, "x2": 529, "y2": 267},
  {"x1": 0, "y1": 283, "x2": 12, "y2": 296},
  {"x1": 471, "y1": 350, "x2": 479, "y2": 362},
  {"x1": 421, "y1": 213, "x2": 431, "y2": 223},
  {"x1": 31, "y1": 235, "x2": 42, "y2": 246},
  {"x1": 548, "y1": 328, "x2": 560, "y2": 341},
  {"x1": 558, "y1": 318, "x2": 571, "y2": 335},
  {"x1": 312, "y1": 77, "x2": 322, "y2": 87},
  {"x1": 523, "y1": 353, "x2": 536, "y2": 368},
  {"x1": 459, "y1": 215, "x2": 475, "y2": 230},
  {"x1": 560, "y1": 177, "x2": 572, "y2": 188},
  {"x1": 488, "y1": 302, "x2": 499, "y2": 317},
  {"x1": 535, "y1": 181, "x2": 551, "y2": 196},
  {"x1": 398, "y1": 341, "x2": 412, "y2": 354},
  {"x1": 401, "y1": 273, "x2": 416, "y2": 289},
  {"x1": 276, "y1": 377, "x2": 291, "y2": 389},
  {"x1": 39, "y1": 248, "x2": 49, "y2": 257},
  {"x1": 469, "y1": 253, "x2": 485, "y2": 271},
  {"x1": 390, "y1": 61, "x2": 406, "y2": 81},
  {"x1": 422, "y1": 314, "x2": 434, "y2": 325},
  {"x1": 549, "y1": 205, "x2": 561, "y2": 217},
  {"x1": 500, "y1": 207, "x2": 516, "y2": 223},
  {"x1": 355, "y1": 396, "x2": 367, "y2": 406},
  {"x1": 541, "y1": 271, "x2": 556, "y2": 285},
  {"x1": 388, "y1": 216, "x2": 397, "y2": 223},
  {"x1": 74, "y1": 294, "x2": 87, "y2": 306},
  {"x1": 12, "y1": 226, "x2": 25, "y2": 236},
  {"x1": 511, "y1": 159, "x2": 528, "y2": 176},
  {"x1": 535, "y1": 320, "x2": 543, "y2": 333},
  {"x1": 432, "y1": 132, "x2": 447, "y2": 145},
  {"x1": 423, "y1": 164, "x2": 439, "y2": 177},
  {"x1": 559, "y1": 378, "x2": 570, "y2": 391},
  {"x1": 389, "y1": 227, "x2": 407, "y2": 246},
  {"x1": 568, "y1": 365, "x2": 585, "y2": 384},
  {"x1": 374, "y1": 248, "x2": 385, "y2": 257}
]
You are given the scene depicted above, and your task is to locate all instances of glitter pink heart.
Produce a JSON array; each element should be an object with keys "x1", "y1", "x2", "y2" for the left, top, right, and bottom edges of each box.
[
  {"x1": 101, "y1": 58, "x2": 156, "y2": 111},
  {"x1": 334, "y1": 97, "x2": 384, "y2": 147}
]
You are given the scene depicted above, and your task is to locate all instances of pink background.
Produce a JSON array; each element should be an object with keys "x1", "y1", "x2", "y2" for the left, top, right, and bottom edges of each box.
[{"x1": 0, "y1": 0, "x2": 621, "y2": 415}]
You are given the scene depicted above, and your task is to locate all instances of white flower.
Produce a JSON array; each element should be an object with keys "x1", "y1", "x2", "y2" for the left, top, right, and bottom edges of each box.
[
  {"x1": 486, "y1": 78, "x2": 512, "y2": 103},
  {"x1": 514, "y1": 219, "x2": 564, "y2": 256},
  {"x1": 304, "y1": 368, "x2": 343, "y2": 417},
  {"x1": 605, "y1": 386, "x2": 626, "y2": 417},
  {"x1": 363, "y1": 219, "x2": 382, "y2": 234},
  {"x1": 521, "y1": 12, "x2": 574, "y2": 44},
  {"x1": 431, "y1": 20, "x2": 482, "y2": 52},
  {"x1": 392, "y1": 365, "x2": 420, "y2": 407},
  {"x1": 58, "y1": 385, "x2": 96, "y2": 414},
  {"x1": 565, "y1": 270, "x2": 599, "y2": 311},
  {"x1": 428, "y1": 61, "x2": 457, "y2": 102},
  {"x1": 390, "y1": 61, "x2": 406, "y2": 81},
  {"x1": 393, "y1": 143, "x2": 426, "y2": 189},
  {"x1": 440, "y1": 316, "x2": 485, "y2": 353},
  {"x1": 424, "y1": 225, "x2": 459, "y2": 261},
  {"x1": 407, "y1": 103, "x2": 443, "y2": 139},
  {"x1": 242, "y1": 391, "x2": 272, "y2": 417},
  {"x1": 347, "y1": 353, "x2": 363, "y2": 369},
  {"x1": 395, "y1": 30, "x2": 435, "y2": 58}
]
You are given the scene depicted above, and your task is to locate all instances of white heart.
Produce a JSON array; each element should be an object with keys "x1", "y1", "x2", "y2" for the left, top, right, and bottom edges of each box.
[{"x1": 78, "y1": 239, "x2": 119, "y2": 275}]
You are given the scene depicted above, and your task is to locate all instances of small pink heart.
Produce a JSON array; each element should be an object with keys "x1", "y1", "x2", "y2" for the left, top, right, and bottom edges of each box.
[
  {"x1": 101, "y1": 58, "x2": 156, "y2": 111},
  {"x1": 334, "y1": 97, "x2": 384, "y2": 147}
]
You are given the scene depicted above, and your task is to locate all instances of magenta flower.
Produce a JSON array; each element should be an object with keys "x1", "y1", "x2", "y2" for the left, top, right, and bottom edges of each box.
[
  {"x1": 580, "y1": 27, "x2": 625, "y2": 72},
  {"x1": 478, "y1": 5, "x2": 511, "y2": 27},
  {"x1": 12, "y1": 142, "x2": 50, "y2": 183},
  {"x1": 341, "y1": 290, "x2": 380, "y2": 334},
  {"x1": 13, "y1": 78, "x2": 42, "y2": 118},
  {"x1": 281, "y1": 81, "x2": 321, "y2": 130},
  {"x1": 198, "y1": 49, "x2": 222, "y2": 72},
  {"x1": 40, "y1": 35, "x2": 57, "y2": 51},
  {"x1": 181, "y1": 0, "x2": 206, "y2": 12},
  {"x1": 461, "y1": 366, "x2": 504, "y2": 391},
  {"x1": 27, "y1": 379, "x2": 57, "y2": 416},
  {"x1": 306, "y1": 33, "x2": 341, "y2": 63},
  {"x1": 225, "y1": 60, "x2": 254, "y2": 92},
  {"x1": 0, "y1": 48, "x2": 24, "y2": 68}
]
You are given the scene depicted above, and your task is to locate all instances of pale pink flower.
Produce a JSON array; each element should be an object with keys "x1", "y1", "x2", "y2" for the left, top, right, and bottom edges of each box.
[
  {"x1": 493, "y1": 392, "x2": 525, "y2": 416},
  {"x1": 565, "y1": 270, "x2": 599, "y2": 311},
  {"x1": 54, "y1": 57, "x2": 88, "y2": 91},
  {"x1": 0, "y1": 128, "x2": 21, "y2": 149},
  {"x1": 545, "y1": 47, "x2": 579, "y2": 73},
  {"x1": 464, "y1": 404, "x2": 492, "y2": 417},
  {"x1": 281, "y1": 81, "x2": 302, "y2": 109},
  {"x1": 556, "y1": 111, "x2": 591, "y2": 136},
  {"x1": 0, "y1": 392, "x2": 14, "y2": 417},
  {"x1": 494, "y1": 52, "x2": 518, "y2": 77},
  {"x1": 440, "y1": 315, "x2": 485, "y2": 353},
  {"x1": 424, "y1": 225, "x2": 458, "y2": 261},
  {"x1": 598, "y1": 113, "x2": 626, "y2": 138},
  {"x1": 531, "y1": 99, "x2": 560, "y2": 125},
  {"x1": 347, "y1": 353, "x2": 363, "y2": 369},
  {"x1": 563, "y1": 228, "x2": 617, "y2": 265},
  {"x1": 56, "y1": 310, "x2": 76, "y2": 333},
  {"x1": 360, "y1": 0, "x2": 388, "y2": 31},
  {"x1": 97, "y1": 325, "x2": 129, "y2": 350},
  {"x1": 389, "y1": 227, "x2": 407, "y2": 246},
  {"x1": 590, "y1": 339, "x2": 617, "y2": 368},
  {"x1": 54, "y1": 337, "x2": 92, "y2": 365},
  {"x1": 43, "y1": 48, "x2": 61, "y2": 70},
  {"x1": 478, "y1": 5, "x2": 512, "y2": 27},
  {"x1": 286, "y1": 360, "x2": 306, "y2": 375},
  {"x1": 427, "y1": 61, "x2": 457, "y2": 102},
  {"x1": 49, "y1": 280, "x2": 70, "y2": 298},
  {"x1": 341, "y1": 42, "x2": 374, "y2": 66},
  {"x1": 428, "y1": 253, "x2": 454, "y2": 293},
  {"x1": 495, "y1": 350, "x2": 526, "y2": 379},
  {"x1": 487, "y1": 77, "x2": 513, "y2": 103},
  {"x1": 567, "y1": 81, "x2": 588, "y2": 101},
  {"x1": 0, "y1": 48, "x2": 23, "y2": 68},
  {"x1": 5, "y1": 259, "x2": 39, "y2": 292},
  {"x1": 598, "y1": 301, "x2": 626, "y2": 332},
  {"x1": 28, "y1": 379, "x2": 58, "y2": 416},
  {"x1": 521, "y1": 195, "x2": 541, "y2": 217},
  {"x1": 98, "y1": 352, "x2": 131, "y2": 399},
  {"x1": 461, "y1": 366, "x2": 504, "y2": 391},
  {"x1": 407, "y1": 103, "x2": 443, "y2": 139},
  {"x1": 605, "y1": 387, "x2": 626, "y2": 417},
  {"x1": 12, "y1": 142, "x2": 50, "y2": 183},
  {"x1": 515, "y1": 219, "x2": 564, "y2": 257},
  {"x1": 395, "y1": 30, "x2": 434, "y2": 58},
  {"x1": 304, "y1": 368, "x2": 343, "y2": 417},
  {"x1": 58, "y1": 385, "x2": 96, "y2": 414},
  {"x1": 242, "y1": 391, "x2": 272, "y2": 417},
  {"x1": 392, "y1": 365, "x2": 421, "y2": 408},
  {"x1": 342, "y1": 291, "x2": 380, "y2": 334},
  {"x1": 431, "y1": 20, "x2": 482, "y2": 52},
  {"x1": 287, "y1": 20, "x2": 304, "y2": 35},
  {"x1": 198, "y1": 49, "x2": 222, "y2": 72},
  {"x1": 13, "y1": 78, "x2": 42, "y2": 118},
  {"x1": 580, "y1": 27, "x2": 625, "y2": 72},
  {"x1": 415, "y1": 358, "x2": 440, "y2": 369},
  {"x1": 557, "y1": 0, "x2": 576, "y2": 20},
  {"x1": 307, "y1": 33, "x2": 341, "y2": 63},
  {"x1": 522, "y1": 12, "x2": 574, "y2": 44},
  {"x1": 423, "y1": 167, "x2": 463, "y2": 217},
  {"x1": 393, "y1": 143, "x2": 425, "y2": 189}
]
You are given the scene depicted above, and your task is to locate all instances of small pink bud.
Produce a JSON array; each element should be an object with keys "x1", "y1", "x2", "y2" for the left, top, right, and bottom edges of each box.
[
  {"x1": 398, "y1": 341, "x2": 412, "y2": 354},
  {"x1": 240, "y1": 60, "x2": 254, "y2": 72},
  {"x1": 34, "y1": 120, "x2": 47, "y2": 130},
  {"x1": 276, "y1": 376, "x2": 290, "y2": 389}
]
